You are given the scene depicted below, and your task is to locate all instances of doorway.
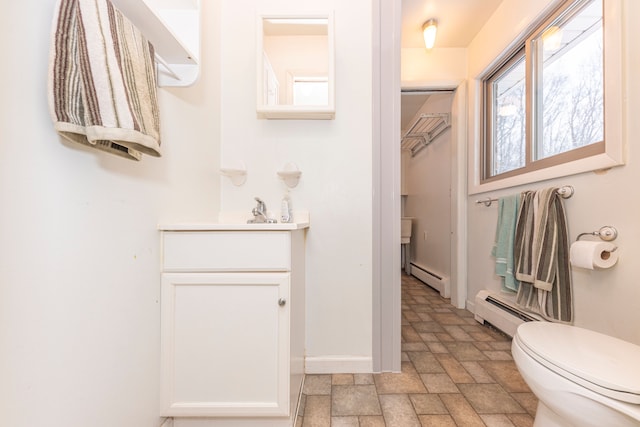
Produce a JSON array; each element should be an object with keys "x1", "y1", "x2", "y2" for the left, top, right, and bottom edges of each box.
[
  {"x1": 401, "y1": 91, "x2": 454, "y2": 297},
  {"x1": 372, "y1": 0, "x2": 468, "y2": 373}
]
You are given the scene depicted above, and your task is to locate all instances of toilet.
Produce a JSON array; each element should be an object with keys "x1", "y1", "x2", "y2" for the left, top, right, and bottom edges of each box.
[{"x1": 512, "y1": 321, "x2": 640, "y2": 427}]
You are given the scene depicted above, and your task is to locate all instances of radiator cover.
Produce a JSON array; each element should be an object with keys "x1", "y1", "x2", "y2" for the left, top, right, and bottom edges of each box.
[
  {"x1": 410, "y1": 262, "x2": 450, "y2": 298},
  {"x1": 474, "y1": 290, "x2": 542, "y2": 337}
]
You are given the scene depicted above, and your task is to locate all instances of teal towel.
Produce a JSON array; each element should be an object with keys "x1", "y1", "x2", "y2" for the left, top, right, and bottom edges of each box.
[{"x1": 491, "y1": 194, "x2": 521, "y2": 292}]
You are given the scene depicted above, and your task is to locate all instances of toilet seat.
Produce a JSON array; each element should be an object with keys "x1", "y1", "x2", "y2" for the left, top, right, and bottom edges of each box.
[{"x1": 515, "y1": 322, "x2": 640, "y2": 404}]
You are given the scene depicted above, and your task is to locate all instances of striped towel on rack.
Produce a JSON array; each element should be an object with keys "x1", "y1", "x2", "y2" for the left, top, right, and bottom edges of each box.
[
  {"x1": 48, "y1": 0, "x2": 161, "y2": 160},
  {"x1": 514, "y1": 188, "x2": 573, "y2": 323}
]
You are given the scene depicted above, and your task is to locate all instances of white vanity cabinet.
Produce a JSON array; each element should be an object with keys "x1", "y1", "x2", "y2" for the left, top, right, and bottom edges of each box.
[{"x1": 159, "y1": 224, "x2": 307, "y2": 426}]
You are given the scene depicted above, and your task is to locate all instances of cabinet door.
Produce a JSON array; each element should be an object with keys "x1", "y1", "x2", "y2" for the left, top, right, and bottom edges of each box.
[{"x1": 161, "y1": 272, "x2": 291, "y2": 417}]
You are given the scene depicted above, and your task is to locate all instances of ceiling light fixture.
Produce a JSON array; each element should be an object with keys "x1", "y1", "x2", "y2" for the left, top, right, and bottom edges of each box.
[{"x1": 422, "y1": 19, "x2": 438, "y2": 50}]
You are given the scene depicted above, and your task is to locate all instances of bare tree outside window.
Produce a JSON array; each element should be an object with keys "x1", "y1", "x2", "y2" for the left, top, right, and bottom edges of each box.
[
  {"x1": 494, "y1": 71, "x2": 525, "y2": 175},
  {"x1": 537, "y1": 22, "x2": 603, "y2": 159}
]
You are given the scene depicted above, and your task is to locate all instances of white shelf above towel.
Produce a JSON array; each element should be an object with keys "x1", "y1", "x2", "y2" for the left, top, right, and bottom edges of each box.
[{"x1": 110, "y1": 0, "x2": 200, "y2": 87}]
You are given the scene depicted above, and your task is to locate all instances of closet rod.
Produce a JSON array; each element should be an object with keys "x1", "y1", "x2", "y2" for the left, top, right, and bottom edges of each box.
[{"x1": 475, "y1": 185, "x2": 574, "y2": 207}]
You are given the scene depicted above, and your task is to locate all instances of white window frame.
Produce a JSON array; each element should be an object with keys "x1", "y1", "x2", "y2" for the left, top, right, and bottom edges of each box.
[{"x1": 469, "y1": 0, "x2": 624, "y2": 195}]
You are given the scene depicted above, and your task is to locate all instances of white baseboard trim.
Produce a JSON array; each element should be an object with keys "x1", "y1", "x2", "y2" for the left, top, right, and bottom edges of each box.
[
  {"x1": 173, "y1": 418, "x2": 293, "y2": 427},
  {"x1": 466, "y1": 299, "x2": 476, "y2": 313},
  {"x1": 305, "y1": 356, "x2": 373, "y2": 374}
]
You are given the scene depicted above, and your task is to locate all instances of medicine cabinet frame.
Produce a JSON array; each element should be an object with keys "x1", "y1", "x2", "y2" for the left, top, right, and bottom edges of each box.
[{"x1": 256, "y1": 12, "x2": 336, "y2": 120}]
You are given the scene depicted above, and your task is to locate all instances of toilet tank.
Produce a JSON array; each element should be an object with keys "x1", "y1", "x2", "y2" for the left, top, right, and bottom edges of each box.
[{"x1": 401, "y1": 217, "x2": 413, "y2": 243}]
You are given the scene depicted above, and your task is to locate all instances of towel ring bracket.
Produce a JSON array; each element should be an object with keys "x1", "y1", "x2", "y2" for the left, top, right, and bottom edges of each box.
[{"x1": 576, "y1": 225, "x2": 618, "y2": 242}]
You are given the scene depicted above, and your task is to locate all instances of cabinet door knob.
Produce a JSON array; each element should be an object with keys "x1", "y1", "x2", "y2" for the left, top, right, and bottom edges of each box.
[{"x1": 278, "y1": 298, "x2": 287, "y2": 306}]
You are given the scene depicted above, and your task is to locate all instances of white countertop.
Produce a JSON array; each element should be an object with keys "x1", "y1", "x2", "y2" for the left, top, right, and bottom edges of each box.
[
  {"x1": 158, "y1": 221, "x2": 309, "y2": 231},
  {"x1": 158, "y1": 211, "x2": 310, "y2": 231}
]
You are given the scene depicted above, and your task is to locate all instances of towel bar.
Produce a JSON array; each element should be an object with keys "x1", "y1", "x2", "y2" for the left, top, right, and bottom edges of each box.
[{"x1": 476, "y1": 185, "x2": 574, "y2": 207}]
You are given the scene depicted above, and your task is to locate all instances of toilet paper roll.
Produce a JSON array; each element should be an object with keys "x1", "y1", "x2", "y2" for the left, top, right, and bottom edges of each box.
[{"x1": 570, "y1": 241, "x2": 618, "y2": 270}]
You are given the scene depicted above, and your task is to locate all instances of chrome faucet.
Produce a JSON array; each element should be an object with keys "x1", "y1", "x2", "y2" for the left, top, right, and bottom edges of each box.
[{"x1": 248, "y1": 197, "x2": 277, "y2": 224}]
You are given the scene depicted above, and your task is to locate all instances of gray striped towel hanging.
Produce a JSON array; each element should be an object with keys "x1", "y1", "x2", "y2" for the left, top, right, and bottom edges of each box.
[{"x1": 48, "y1": 0, "x2": 161, "y2": 161}]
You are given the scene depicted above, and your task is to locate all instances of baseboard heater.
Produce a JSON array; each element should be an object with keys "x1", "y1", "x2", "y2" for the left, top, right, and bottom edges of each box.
[
  {"x1": 410, "y1": 262, "x2": 450, "y2": 298},
  {"x1": 474, "y1": 290, "x2": 542, "y2": 337}
]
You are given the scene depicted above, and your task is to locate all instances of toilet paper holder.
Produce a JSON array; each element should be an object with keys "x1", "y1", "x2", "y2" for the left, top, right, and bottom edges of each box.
[{"x1": 576, "y1": 225, "x2": 618, "y2": 245}]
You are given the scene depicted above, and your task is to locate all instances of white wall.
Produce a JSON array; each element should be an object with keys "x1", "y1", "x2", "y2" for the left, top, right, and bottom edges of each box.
[
  {"x1": 219, "y1": 0, "x2": 373, "y2": 370},
  {"x1": 465, "y1": 0, "x2": 640, "y2": 345},
  {"x1": 401, "y1": 47, "x2": 466, "y2": 87},
  {"x1": 0, "y1": 1, "x2": 222, "y2": 426},
  {"x1": 403, "y1": 94, "x2": 454, "y2": 279}
]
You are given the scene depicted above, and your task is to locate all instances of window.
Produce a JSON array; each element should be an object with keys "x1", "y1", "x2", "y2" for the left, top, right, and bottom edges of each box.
[
  {"x1": 483, "y1": 0, "x2": 605, "y2": 183},
  {"x1": 486, "y1": 48, "x2": 527, "y2": 176}
]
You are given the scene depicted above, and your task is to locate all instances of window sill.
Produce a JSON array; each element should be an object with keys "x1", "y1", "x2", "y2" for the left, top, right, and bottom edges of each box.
[{"x1": 468, "y1": 150, "x2": 624, "y2": 196}]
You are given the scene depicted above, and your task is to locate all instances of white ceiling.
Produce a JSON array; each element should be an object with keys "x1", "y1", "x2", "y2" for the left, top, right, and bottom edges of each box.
[
  {"x1": 401, "y1": 0, "x2": 503, "y2": 49},
  {"x1": 400, "y1": 0, "x2": 503, "y2": 131}
]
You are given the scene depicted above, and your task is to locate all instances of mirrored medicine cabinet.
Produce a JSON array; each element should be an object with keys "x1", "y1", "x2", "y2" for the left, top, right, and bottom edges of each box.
[{"x1": 257, "y1": 13, "x2": 335, "y2": 119}]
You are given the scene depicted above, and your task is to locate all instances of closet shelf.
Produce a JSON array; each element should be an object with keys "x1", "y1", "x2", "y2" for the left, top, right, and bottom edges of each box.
[
  {"x1": 110, "y1": 0, "x2": 200, "y2": 87},
  {"x1": 401, "y1": 113, "x2": 451, "y2": 157}
]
